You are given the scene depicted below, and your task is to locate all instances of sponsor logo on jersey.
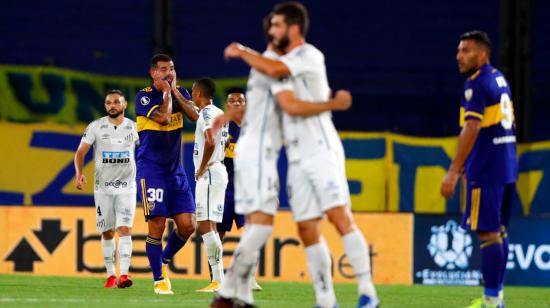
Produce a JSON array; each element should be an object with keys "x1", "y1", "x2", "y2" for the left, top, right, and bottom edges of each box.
[
  {"x1": 140, "y1": 96, "x2": 150, "y2": 106},
  {"x1": 102, "y1": 151, "x2": 131, "y2": 164},
  {"x1": 104, "y1": 180, "x2": 128, "y2": 188}
]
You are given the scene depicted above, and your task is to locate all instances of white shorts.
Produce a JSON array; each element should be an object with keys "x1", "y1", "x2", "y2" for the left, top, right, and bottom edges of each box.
[
  {"x1": 287, "y1": 150, "x2": 351, "y2": 222},
  {"x1": 94, "y1": 193, "x2": 136, "y2": 233},
  {"x1": 195, "y1": 162, "x2": 228, "y2": 222},
  {"x1": 234, "y1": 161, "x2": 279, "y2": 216}
]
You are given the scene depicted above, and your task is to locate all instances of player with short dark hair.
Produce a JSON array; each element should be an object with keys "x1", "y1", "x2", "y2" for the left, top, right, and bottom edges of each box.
[
  {"x1": 191, "y1": 77, "x2": 229, "y2": 293},
  {"x1": 135, "y1": 53, "x2": 199, "y2": 295},
  {"x1": 74, "y1": 90, "x2": 138, "y2": 289},
  {"x1": 441, "y1": 30, "x2": 518, "y2": 308}
]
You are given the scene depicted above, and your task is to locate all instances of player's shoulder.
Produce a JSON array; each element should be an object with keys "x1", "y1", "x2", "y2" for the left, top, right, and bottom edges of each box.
[
  {"x1": 201, "y1": 104, "x2": 219, "y2": 118},
  {"x1": 285, "y1": 43, "x2": 324, "y2": 64},
  {"x1": 123, "y1": 117, "x2": 137, "y2": 129},
  {"x1": 88, "y1": 116, "x2": 107, "y2": 128},
  {"x1": 300, "y1": 43, "x2": 324, "y2": 58},
  {"x1": 139, "y1": 86, "x2": 154, "y2": 93}
]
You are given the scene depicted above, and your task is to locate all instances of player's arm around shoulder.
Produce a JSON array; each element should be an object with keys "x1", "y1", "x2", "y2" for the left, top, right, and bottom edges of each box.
[{"x1": 224, "y1": 42, "x2": 290, "y2": 78}]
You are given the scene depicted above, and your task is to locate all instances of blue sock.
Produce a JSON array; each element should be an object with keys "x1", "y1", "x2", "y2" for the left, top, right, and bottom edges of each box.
[
  {"x1": 161, "y1": 230, "x2": 189, "y2": 264},
  {"x1": 146, "y1": 236, "x2": 163, "y2": 281},
  {"x1": 480, "y1": 238, "x2": 503, "y2": 298},
  {"x1": 499, "y1": 229, "x2": 509, "y2": 292}
]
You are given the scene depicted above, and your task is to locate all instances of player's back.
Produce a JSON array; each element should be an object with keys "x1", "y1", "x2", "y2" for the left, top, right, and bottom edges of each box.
[
  {"x1": 236, "y1": 50, "x2": 283, "y2": 166},
  {"x1": 134, "y1": 86, "x2": 189, "y2": 177},
  {"x1": 279, "y1": 43, "x2": 343, "y2": 163},
  {"x1": 193, "y1": 104, "x2": 228, "y2": 171},
  {"x1": 460, "y1": 64, "x2": 518, "y2": 184}
]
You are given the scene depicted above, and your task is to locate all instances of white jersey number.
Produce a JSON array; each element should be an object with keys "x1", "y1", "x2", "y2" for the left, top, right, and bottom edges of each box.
[{"x1": 147, "y1": 188, "x2": 164, "y2": 203}]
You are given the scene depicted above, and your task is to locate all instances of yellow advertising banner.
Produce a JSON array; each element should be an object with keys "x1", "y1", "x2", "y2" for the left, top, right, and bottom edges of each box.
[{"x1": 0, "y1": 207, "x2": 412, "y2": 285}]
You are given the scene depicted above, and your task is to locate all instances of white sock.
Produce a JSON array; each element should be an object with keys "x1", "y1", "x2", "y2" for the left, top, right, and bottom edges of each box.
[
  {"x1": 305, "y1": 239, "x2": 337, "y2": 308},
  {"x1": 118, "y1": 235, "x2": 132, "y2": 275},
  {"x1": 219, "y1": 224, "x2": 272, "y2": 304},
  {"x1": 101, "y1": 238, "x2": 116, "y2": 276},
  {"x1": 342, "y1": 230, "x2": 377, "y2": 298},
  {"x1": 202, "y1": 231, "x2": 224, "y2": 283}
]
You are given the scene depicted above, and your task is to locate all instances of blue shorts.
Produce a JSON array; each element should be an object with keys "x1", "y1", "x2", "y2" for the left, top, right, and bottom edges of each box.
[
  {"x1": 461, "y1": 182, "x2": 515, "y2": 232},
  {"x1": 137, "y1": 174, "x2": 195, "y2": 220},
  {"x1": 217, "y1": 192, "x2": 245, "y2": 232}
]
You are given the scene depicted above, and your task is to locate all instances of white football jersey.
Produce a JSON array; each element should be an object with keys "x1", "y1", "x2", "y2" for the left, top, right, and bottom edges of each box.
[
  {"x1": 274, "y1": 43, "x2": 344, "y2": 163},
  {"x1": 193, "y1": 104, "x2": 229, "y2": 172},
  {"x1": 81, "y1": 117, "x2": 139, "y2": 194},
  {"x1": 235, "y1": 50, "x2": 284, "y2": 167}
]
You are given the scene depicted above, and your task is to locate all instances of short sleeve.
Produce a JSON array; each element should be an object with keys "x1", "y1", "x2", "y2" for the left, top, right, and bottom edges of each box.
[
  {"x1": 132, "y1": 121, "x2": 140, "y2": 146},
  {"x1": 280, "y1": 46, "x2": 322, "y2": 77},
  {"x1": 135, "y1": 91, "x2": 159, "y2": 118},
  {"x1": 201, "y1": 107, "x2": 213, "y2": 132},
  {"x1": 81, "y1": 121, "x2": 96, "y2": 145},
  {"x1": 463, "y1": 81, "x2": 485, "y2": 121}
]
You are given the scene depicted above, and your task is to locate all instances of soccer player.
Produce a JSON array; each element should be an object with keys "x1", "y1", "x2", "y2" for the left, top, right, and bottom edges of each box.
[
  {"x1": 217, "y1": 87, "x2": 262, "y2": 292},
  {"x1": 222, "y1": 2, "x2": 379, "y2": 307},
  {"x1": 74, "y1": 89, "x2": 138, "y2": 289},
  {"x1": 191, "y1": 78, "x2": 229, "y2": 292},
  {"x1": 441, "y1": 30, "x2": 518, "y2": 308},
  {"x1": 212, "y1": 9, "x2": 355, "y2": 308},
  {"x1": 135, "y1": 54, "x2": 199, "y2": 295}
]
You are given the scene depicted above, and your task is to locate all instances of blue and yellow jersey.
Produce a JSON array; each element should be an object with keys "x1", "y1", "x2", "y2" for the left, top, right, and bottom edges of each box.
[
  {"x1": 460, "y1": 64, "x2": 518, "y2": 184},
  {"x1": 135, "y1": 85, "x2": 191, "y2": 177},
  {"x1": 224, "y1": 121, "x2": 240, "y2": 195}
]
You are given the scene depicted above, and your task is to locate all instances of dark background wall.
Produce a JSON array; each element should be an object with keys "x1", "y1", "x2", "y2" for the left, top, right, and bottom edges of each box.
[{"x1": 1, "y1": 0, "x2": 548, "y2": 140}]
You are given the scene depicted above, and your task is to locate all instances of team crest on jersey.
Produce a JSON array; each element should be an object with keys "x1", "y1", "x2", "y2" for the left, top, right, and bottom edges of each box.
[
  {"x1": 464, "y1": 89, "x2": 473, "y2": 101},
  {"x1": 147, "y1": 201, "x2": 155, "y2": 212},
  {"x1": 141, "y1": 96, "x2": 151, "y2": 106}
]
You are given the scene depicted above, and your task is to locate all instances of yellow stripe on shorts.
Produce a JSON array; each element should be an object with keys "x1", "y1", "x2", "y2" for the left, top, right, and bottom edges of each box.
[
  {"x1": 470, "y1": 188, "x2": 481, "y2": 230},
  {"x1": 140, "y1": 178, "x2": 149, "y2": 216}
]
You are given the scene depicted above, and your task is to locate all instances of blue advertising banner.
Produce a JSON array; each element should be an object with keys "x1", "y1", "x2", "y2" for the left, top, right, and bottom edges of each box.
[
  {"x1": 505, "y1": 217, "x2": 550, "y2": 286},
  {"x1": 414, "y1": 214, "x2": 550, "y2": 287}
]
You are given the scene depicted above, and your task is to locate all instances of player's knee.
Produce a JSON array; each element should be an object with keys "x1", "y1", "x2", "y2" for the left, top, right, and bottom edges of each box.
[
  {"x1": 102, "y1": 230, "x2": 115, "y2": 240},
  {"x1": 477, "y1": 231, "x2": 500, "y2": 241},
  {"x1": 148, "y1": 218, "x2": 166, "y2": 237},
  {"x1": 117, "y1": 226, "x2": 132, "y2": 236},
  {"x1": 326, "y1": 206, "x2": 354, "y2": 235}
]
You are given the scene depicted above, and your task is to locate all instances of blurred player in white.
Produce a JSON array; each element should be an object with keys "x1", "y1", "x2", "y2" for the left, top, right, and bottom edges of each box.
[
  {"x1": 74, "y1": 89, "x2": 139, "y2": 289},
  {"x1": 223, "y1": 2, "x2": 379, "y2": 307},
  {"x1": 192, "y1": 78, "x2": 229, "y2": 292},
  {"x1": 212, "y1": 10, "x2": 353, "y2": 308}
]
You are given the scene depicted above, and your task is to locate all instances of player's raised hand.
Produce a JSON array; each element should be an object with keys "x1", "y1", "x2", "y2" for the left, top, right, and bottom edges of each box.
[
  {"x1": 332, "y1": 90, "x2": 352, "y2": 111},
  {"x1": 224, "y1": 42, "x2": 244, "y2": 60},
  {"x1": 75, "y1": 174, "x2": 87, "y2": 190},
  {"x1": 170, "y1": 73, "x2": 178, "y2": 91}
]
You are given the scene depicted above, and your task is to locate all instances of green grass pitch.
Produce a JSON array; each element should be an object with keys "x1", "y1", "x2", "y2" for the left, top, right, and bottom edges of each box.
[{"x1": 0, "y1": 275, "x2": 548, "y2": 307}]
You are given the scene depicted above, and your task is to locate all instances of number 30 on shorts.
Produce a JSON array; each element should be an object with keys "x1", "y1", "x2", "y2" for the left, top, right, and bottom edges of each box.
[{"x1": 147, "y1": 188, "x2": 164, "y2": 203}]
